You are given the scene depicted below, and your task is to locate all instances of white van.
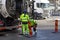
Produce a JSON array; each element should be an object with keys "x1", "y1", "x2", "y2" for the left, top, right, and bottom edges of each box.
[{"x1": 34, "y1": 0, "x2": 52, "y2": 19}]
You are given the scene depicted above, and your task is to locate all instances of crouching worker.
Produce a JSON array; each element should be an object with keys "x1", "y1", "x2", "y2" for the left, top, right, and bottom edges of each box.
[
  {"x1": 29, "y1": 18, "x2": 37, "y2": 35},
  {"x1": 20, "y1": 10, "x2": 29, "y2": 35}
]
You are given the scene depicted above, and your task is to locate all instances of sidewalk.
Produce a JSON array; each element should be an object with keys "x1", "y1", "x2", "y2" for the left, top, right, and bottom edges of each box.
[
  {"x1": 35, "y1": 16, "x2": 60, "y2": 29},
  {"x1": 45, "y1": 16, "x2": 60, "y2": 20}
]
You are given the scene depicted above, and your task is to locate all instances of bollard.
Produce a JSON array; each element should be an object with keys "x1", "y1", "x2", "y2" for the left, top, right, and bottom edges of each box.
[{"x1": 55, "y1": 20, "x2": 58, "y2": 32}]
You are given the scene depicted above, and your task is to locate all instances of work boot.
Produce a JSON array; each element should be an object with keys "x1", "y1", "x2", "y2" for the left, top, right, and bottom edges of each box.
[
  {"x1": 25, "y1": 32, "x2": 29, "y2": 36},
  {"x1": 33, "y1": 31, "x2": 37, "y2": 35},
  {"x1": 35, "y1": 31, "x2": 37, "y2": 35},
  {"x1": 24, "y1": 32, "x2": 31, "y2": 37}
]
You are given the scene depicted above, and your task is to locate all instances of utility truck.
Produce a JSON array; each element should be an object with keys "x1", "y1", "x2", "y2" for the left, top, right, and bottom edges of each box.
[{"x1": 0, "y1": 0, "x2": 22, "y2": 30}]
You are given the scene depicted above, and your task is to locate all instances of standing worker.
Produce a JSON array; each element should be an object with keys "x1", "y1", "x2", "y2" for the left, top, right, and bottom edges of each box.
[{"x1": 20, "y1": 10, "x2": 29, "y2": 35}]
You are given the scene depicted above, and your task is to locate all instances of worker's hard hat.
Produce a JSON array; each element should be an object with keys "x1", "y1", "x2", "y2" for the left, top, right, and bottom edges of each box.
[{"x1": 23, "y1": 9, "x2": 27, "y2": 13}]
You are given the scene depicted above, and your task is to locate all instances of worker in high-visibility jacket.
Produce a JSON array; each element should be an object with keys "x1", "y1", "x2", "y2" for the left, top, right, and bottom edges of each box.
[
  {"x1": 29, "y1": 19, "x2": 37, "y2": 34},
  {"x1": 20, "y1": 10, "x2": 29, "y2": 35}
]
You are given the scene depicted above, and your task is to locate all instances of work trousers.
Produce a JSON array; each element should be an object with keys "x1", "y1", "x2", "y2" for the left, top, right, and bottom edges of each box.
[{"x1": 22, "y1": 23, "x2": 29, "y2": 35}]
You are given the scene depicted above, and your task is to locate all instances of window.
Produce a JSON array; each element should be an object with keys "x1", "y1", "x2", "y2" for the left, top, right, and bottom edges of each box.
[
  {"x1": 0, "y1": 0, "x2": 2, "y2": 3},
  {"x1": 36, "y1": 3, "x2": 40, "y2": 8},
  {"x1": 36, "y1": 3, "x2": 49, "y2": 8}
]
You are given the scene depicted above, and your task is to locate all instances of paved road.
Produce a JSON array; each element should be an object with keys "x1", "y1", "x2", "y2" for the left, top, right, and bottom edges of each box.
[
  {"x1": 0, "y1": 16, "x2": 60, "y2": 40},
  {"x1": 0, "y1": 29, "x2": 60, "y2": 40}
]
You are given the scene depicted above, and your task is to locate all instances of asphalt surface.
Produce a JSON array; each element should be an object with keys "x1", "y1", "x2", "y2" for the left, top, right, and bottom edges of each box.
[
  {"x1": 0, "y1": 29, "x2": 60, "y2": 40},
  {"x1": 0, "y1": 16, "x2": 60, "y2": 40}
]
